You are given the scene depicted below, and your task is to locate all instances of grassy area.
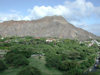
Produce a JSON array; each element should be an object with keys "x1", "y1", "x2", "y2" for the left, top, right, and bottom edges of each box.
[
  {"x1": 0, "y1": 56, "x2": 62, "y2": 75},
  {"x1": 0, "y1": 67, "x2": 23, "y2": 75},
  {"x1": 29, "y1": 56, "x2": 63, "y2": 75}
]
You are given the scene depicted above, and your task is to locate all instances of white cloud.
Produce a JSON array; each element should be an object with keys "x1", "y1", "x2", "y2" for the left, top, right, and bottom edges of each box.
[
  {"x1": 0, "y1": 14, "x2": 23, "y2": 22},
  {"x1": 27, "y1": 0, "x2": 100, "y2": 19},
  {"x1": 0, "y1": 0, "x2": 100, "y2": 22},
  {"x1": 26, "y1": 0, "x2": 100, "y2": 28},
  {"x1": 27, "y1": 5, "x2": 70, "y2": 20},
  {"x1": 0, "y1": 0, "x2": 100, "y2": 35}
]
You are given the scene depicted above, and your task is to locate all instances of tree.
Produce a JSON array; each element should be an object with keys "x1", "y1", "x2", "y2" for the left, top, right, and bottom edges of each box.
[
  {"x1": 59, "y1": 60, "x2": 77, "y2": 71},
  {"x1": 64, "y1": 68, "x2": 83, "y2": 75},
  {"x1": 45, "y1": 50, "x2": 61, "y2": 68},
  {"x1": 5, "y1": 53, "x2": 15, "y2": 64},
  {"x1": 12, "y1": 54, "x2": 29, "y2": 67},
  {"x1": 0, "y1": 60, "x2": 7, "y2": 71},
  {"x1": 20, "y1": 50, "x2": 32, "y2": 58},
  {"x1": 6, "y1": 49, "x2": 32, "y2": 58},
  {"x1": 85, "y1": 72, "x2": 100, "y2": 75},
  {"x1": 17, "y1": 66, "x2": 41, "y2": 75},
  {"x1": 5, "y1": 53, "x2": 29, "y2": 67}
]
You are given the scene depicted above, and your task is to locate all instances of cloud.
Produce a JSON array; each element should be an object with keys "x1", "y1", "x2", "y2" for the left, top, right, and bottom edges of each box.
[
  {"x1": 24, "y1": 0, "x2": 100, "y2": 30},
  {"x1": 27, "y1": 5, "x2": 70, "y2": 19},
  {"x1": 1, "y1": 0, "x2": 100, "y2": 22},
  {"x1": 27, "y1": 0, "x2": 100, "y2": 20},
  {"x1": 0, "y1": 14, "x2": 23, "y2": 22},
  {"x1": 0, "y1": 10, "x2": 23, "y2": 22},
  {"x1": 0, "y1": 0, "x2": 100, "y2": 35}
]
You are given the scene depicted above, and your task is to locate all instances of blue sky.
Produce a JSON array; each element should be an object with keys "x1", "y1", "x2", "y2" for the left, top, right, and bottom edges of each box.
[{"x1": 0, "y1": 0, "x2": 100, "y2": 36}]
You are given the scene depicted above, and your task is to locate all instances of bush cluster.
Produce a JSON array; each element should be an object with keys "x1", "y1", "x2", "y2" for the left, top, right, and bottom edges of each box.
[
  {"x1": 0, "y1": 60, "x2": 7, "y2": 71},
  {"x1": 17, "y1": 66, "x2": 41, "y2": 75},
  {"x1": 5, "y1": 53, "x2": 29, "y2": 67}
]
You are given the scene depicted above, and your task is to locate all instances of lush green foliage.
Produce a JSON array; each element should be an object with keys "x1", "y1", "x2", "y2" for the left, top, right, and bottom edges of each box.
[
  {"x1": 0, "y1": 36, "x2": 99, "y2": 75},
  {"x1": 44, "y1": 39, "x2": 99, "y2": 74},
  {"x1": 17, "y1": 66, "x2": 41, "y2": 75},
  {"x1": 84, "y1": 71, "x2": 100, "y2": 75},
  {"x1": 0, "y1": 60, "x2": 7, "y2": 71},
  {"x1": 5, "y1": 53, "x2": 29, "y2": 67},
  {"x1": 6, "y1": 49, "x2": 32, "y2": 58}
]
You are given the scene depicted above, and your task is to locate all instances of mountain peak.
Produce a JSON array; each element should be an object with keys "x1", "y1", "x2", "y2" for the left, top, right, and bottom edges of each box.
[
  {"x1": 41, "y1": 16, "x2": 67, "y2": 21},
  {"x1": 0, "y1": 16, "x2": 98, "y2": 40}
]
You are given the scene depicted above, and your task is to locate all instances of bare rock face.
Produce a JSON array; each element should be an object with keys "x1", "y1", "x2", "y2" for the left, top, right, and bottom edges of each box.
[{"x1": 0, "y1": 16, "x2": 97, "y2": 40}]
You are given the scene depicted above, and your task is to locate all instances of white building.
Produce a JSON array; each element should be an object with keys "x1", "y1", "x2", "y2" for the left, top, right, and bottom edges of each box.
[
  {"x1": 46, "y1": 38, "x2": 56, "y2": 43},
  {"x1": 88, "y1": 40, "x2": 100, "y2": 47}
]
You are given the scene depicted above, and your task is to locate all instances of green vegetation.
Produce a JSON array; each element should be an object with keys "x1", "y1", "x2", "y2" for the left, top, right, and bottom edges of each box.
[
  {"x1": 29, "y1": 55, "x2": 62, "y2": 75},
  {"x1": 0, "y1": 36, "x2": 100, "y2": 75},
  {"x1": 0, "y1": 60, "x2": 7, "y2": 71},
  {"x1": 17, "y1": 66, "x2": 41, "y2": 75},
  {"x1": 5, "y1": 53, "x2": 29, "y2": 67},
  {"x1": 84, "y1": 70, "x2": 100, "y2": 75}
]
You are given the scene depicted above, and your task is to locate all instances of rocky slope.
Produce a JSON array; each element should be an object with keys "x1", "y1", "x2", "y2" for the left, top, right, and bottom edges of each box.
[{"x1": 0, "y1": 16, "x2": 98, "y2": 40}]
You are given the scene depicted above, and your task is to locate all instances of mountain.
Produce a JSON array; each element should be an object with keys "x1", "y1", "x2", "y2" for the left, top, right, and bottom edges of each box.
[{"x1": 0, "y1": 16, "x2": 98, "y2": 40}]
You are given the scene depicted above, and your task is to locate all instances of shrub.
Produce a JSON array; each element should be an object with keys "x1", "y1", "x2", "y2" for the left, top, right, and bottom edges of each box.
[
  {"x1": 64, "y1": 68, "x2": 83, "y2": 75},
  {"x1": 5, "y1": 53, "x2": 29, "y2": 67},
  {"x1": 84, "y1": 72, "x2": 100, "y2": 75},
  {"x1": 17, "y1": 66, "x2": 41, "y2": 75},
  {"x1": 12, "y1": 54, "x2": 29, "y2": 67},
  {"x1": 0, "y1": 60, "x2": 7, "y2": 71},
  {"x1": 45, "y1": 52, "x2": 61, "y2": 68},
  {"x1": 6, "y1": 49, "x2": 32, "y2": 58},
  {"x1": 59, "y1": 60, "x2": 77, "y2": 71},
  {"x1": 5, "y1": 53, "x2": 15, "y2": 64},
  {"x1": 20, "y1": 50, "x2": 32, "y2": 58}
]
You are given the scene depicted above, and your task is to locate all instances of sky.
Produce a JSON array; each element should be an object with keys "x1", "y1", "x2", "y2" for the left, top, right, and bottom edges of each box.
[{"x1": 0, "y1": 0, "x2": 100, "y2": 36}]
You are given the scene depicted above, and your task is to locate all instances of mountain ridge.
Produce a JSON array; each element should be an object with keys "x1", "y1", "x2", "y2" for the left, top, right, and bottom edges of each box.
[{"x1": 0, "y1": 16, "x2": 98, "y2": 40}]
